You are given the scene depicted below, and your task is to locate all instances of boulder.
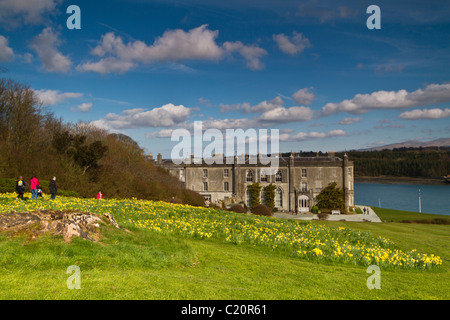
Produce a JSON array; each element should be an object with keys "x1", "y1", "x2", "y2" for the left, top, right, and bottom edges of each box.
[{"x1": 0, "y1": 210, "x2": 129, "y2": 242}]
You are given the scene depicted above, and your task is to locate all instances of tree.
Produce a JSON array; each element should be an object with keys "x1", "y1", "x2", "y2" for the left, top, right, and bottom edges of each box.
[
  {"x1": 52, "y1": 130, "x2": 108, "y2": 175},
  {"x1": 316, "y1": 182, "x2": 345, "y2": 212},
  {"x1": 264, "y1": 183, "x2": 276, "y2": 211},
  {"x1": 72, "y1": 140, "x2": 108, "y2": 175},
  {"x1": 248, "y1": 183, "x2": 261, "y2": 208}
]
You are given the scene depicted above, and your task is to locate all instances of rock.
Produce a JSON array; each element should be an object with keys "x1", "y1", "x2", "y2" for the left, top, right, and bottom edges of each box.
[{"x1": 0, "y1": 210, "x2": 130, "y2": 242}]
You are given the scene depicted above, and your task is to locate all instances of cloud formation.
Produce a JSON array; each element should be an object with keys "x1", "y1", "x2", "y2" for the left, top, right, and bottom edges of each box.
[
  {"x1": 321, "y1": 83, "x2": 450, "y2": 116},
  {"x1": 30, "y1": 27, "x2": 72, "y2": 73},
  {"x1": 34, "y1": 89, "x2": 82, "y2": 105},
  {"x1": 258, "y1": 106, "x2": 314, "y2": 123},
  {"x1": 279, "y1": 129, "x2": 346, "y2": 141},
  {"x1": 0, "y1": 35, "x2": 14, "y2": 62},
  {"x1": 71, "y1": 102, "x2": 93, "y2": 113},
  {"x1": 222, "y1": 40, "x2": 267, "y2": 70},
  {"x1": 399, "y1": 108, "x2": 450, "y2": 120},
  {"x1": 94, "y1": 103, "x2": 194, "y2": 129},
  {"x1": 292, "y1": 87, "x2": 315, "y2": 105},
  {"x1": 273, "y1": 32, "x2": 311, "y2": 55},
  {"x1": 338, "y1": 117, "x2": 362, "y2": 125},
  {"x1": 78, "y1": 25, "x2": 267, "y2": 73},
  {"x1": 220, "y1": 96, "x2": 284, "y2": 114},
  {"x1": 0, "y1": 0, "x2": 59, "y2": 28}
]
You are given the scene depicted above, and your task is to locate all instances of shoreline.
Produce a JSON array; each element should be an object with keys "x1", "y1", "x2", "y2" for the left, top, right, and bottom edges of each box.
[{"x1": 354, "y1": 176, "x2": 448, "y2": 186}]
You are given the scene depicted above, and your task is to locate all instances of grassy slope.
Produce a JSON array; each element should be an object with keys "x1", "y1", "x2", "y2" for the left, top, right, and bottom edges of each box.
[{"x1": 0, "y1": 206, "x2": 449, "y2": 300}]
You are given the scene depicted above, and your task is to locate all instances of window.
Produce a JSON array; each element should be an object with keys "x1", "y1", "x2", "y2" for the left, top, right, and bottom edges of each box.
[
  {"x1": 246, "y1": 170, "x2": 253, "y2": 182},
  {"x1": 224, "y1": 169, "x2": 229, "y2": 178},
  {"x1": 348, "y1": 168, "x2": 352, "y2": 176},
  {"x1": 224, "y1": 182, "x2": 229, "y2": 191},
  {"x1": 203, "y1": 182, "x2": 208, "y2": 191},
  {"x1": 203, "y1": 169, "x2": 208, "y2": 178},
  {"x1": 260, "y1": 170, "x2": 268, "y2": 182},
  {"x1": 275, "y1": 188, "x2": 283, "y2": 208},
  {"x1": 301, "y1": 169, "x2": 307, "y2": 178},
  {"x1": 275, "y1": 170, "x2": 282, "y2": 182},
  {"x1": 246, "y1": 188, "x2": 252, "y2": 207},
  {"x1": 301, "y1": 182, "x2": 307, "y2": 192}
]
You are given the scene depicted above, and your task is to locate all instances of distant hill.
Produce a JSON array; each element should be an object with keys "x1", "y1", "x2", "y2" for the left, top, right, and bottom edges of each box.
[{"x1": 359, "y1": 138, "x2": 450, "y2": 151}]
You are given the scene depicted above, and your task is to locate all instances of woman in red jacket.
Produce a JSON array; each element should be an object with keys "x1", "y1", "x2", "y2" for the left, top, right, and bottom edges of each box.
[{"x1": 30, "y1": 175, "x2": 39, "y2": 200}]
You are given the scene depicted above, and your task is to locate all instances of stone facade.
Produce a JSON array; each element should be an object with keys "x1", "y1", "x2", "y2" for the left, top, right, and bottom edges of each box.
[{"x1": 153, "y1": 152, "x2": 354, "y2": 213}]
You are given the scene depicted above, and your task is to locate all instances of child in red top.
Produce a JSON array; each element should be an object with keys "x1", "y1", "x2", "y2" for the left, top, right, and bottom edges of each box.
[{"x1": 96, "y1": 191, "x2": 103, "y2": 200}]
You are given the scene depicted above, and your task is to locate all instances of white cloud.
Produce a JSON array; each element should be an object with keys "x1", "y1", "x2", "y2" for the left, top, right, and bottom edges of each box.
[
  {"x1": 79, "y1": 25, "x2": 267, "y2": 73},
  {"x1": 98, "y1": 103, "x2": 194, "y2": 129},
  {"x1": 279, "y1": 129, "x2": 346, "y2": 141},
  {"x1": 222, "y1": 40, "x2": 267, "y2": 70},
  {"x1": 30, "y1": 27, "x2": 71, "y2": 73},
  {"x1": 34, "y1": 89, "x2": 82, "y2": 105},
  {"x1": 399, "y1": 108, "x2": 450, "y2": 120},
  {"x1": 146, "y1": 129, "x2": 175, "y2": 139},
  {"x1": 0, "y1": 35, "x2": 14, "y2": 62},
  {"x1": 0, "y1": 0, "x2": 59, "y2": 27},
  {"x1": 89, "y1": 119, "x2": 113, "y2": 131},
  {"x1": 338, "y1": 117, "x2": 362, "y2": 125},
  {"x1": 220, "y1": 95, "x2": 314, "y2": 124},
  {"x1": 77, "y1": 57, "x2": 135, "y2": 75},
  {"x1": 71, "y1": 102, "x2": 93, "y2": 113},
  {"x1": 321, "y1": 83, "x2": 450, "y2": 116},
  {"x1": 258, "y1": 106, "x2": 314, "y2": 123},
  {"x1": 273, "y1": 32, "x2": 311, "y2": 55},
  {"x1": 220, "y1": 96, "x2": 283, "y2": 113},
  {"x1": 91, "y1": 25, "x2": 223, "y2": 62},
  {"x1": 292, "y1": 87, "x2": 315, "y2": 105}
]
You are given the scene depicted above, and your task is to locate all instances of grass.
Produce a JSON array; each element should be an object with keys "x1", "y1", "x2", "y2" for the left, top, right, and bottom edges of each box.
[
  {"x1": 371, "y1": 206, "x2": 450, "y2": 224},
  {"x1": 0, "y1": 193, "x2": 449, "y2": 299}
]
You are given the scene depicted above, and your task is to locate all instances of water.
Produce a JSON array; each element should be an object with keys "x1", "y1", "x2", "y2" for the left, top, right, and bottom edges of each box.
[{"x1": 355, "y1": 183, "x2": 450, "y2": 216}]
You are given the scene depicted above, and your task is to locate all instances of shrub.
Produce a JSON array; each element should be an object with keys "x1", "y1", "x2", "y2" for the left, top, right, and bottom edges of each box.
[
  {"x1": 316, "y1": 182, "x2": 345, "y2": 212},
  {"x1": 311, "y1": 205, "x2": 319, "y2": 214},
  {"x1": 248, "y1": 183, "x2": 261, "y2": 207},
  {"x1": 264, "y1": 183, "x2": 276, "y2": 210},
  {"x1": 228, "y1": 204, "x2": 247, "y2": 213},
  {"x1": 251, "y1": 204, "x2": 273, "y2": 217},
  {"x1": 317, "y1": 212, "x2": 328, "y2": 220}
]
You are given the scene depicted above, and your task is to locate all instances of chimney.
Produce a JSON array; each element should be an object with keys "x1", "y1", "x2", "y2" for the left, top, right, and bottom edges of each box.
[
  {"x1": 328, "y1": 151, "x2": 335, "y2": 158},
  {"x1": 157, "y1": 153, "x2": 162, "y2": 164}
]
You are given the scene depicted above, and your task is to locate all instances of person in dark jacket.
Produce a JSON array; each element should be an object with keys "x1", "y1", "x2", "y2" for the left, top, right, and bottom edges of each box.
[
  {"x1": 49, "y1": 176, "x2": 57, "y2": 200},
  {"x1": 15, "y1": 176, "x2": 26, "y2": 200}
]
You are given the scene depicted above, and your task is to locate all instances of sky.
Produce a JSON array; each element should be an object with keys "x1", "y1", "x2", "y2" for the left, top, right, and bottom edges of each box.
[{"x1": 1, "y1": 0, "x2": 449, "y2": 158}]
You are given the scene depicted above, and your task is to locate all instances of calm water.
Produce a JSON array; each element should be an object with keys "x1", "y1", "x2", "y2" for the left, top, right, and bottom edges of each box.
[{"x1": 355, "y1": 183, "x2": 450, "y2": 216}]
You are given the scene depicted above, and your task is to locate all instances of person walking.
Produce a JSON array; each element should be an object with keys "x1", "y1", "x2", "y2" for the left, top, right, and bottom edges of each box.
[
  {"x1": 15, "y1": 176, "x2": 26, "y2": 200},
  {"x1": 49, "y1": 176, "x2": 57, "y2": 200},
  {"x1": 30, "y1": 175, "x2": 39, "y2": 200}
]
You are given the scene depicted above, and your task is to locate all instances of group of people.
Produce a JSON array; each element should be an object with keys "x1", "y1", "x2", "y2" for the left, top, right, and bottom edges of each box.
[{"x1": 15, "y1": 176, "x2": 57, "y2": 200}]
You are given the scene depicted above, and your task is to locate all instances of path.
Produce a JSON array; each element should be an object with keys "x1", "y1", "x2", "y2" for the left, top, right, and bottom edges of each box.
[{"x1": 273, "y1": 205, "x2": 382, "y2": 223}]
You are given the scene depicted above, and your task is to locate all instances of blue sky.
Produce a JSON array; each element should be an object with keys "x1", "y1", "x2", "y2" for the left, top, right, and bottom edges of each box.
[{"x1": 1, "y1": 0, "x2": 449, "y2": 158}]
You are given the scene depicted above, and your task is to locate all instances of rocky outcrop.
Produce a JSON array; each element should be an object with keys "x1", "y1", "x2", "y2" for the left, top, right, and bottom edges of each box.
[{"x1": 0, "y1": 210, "x2": 130, "y2": 242}]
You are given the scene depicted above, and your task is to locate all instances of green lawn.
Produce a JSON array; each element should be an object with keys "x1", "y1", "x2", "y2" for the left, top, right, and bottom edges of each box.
[{"x1": 0, "y1": 196, "x2": 448, "y2": 300}]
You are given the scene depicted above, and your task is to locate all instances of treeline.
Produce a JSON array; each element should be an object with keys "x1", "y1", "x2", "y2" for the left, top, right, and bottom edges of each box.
[
  {"x1": 0, "y1": 78, "x2": 204, "y2": 206},
  {"x1": 336, "y1": 149, "x2": 450, "y2": 178}
]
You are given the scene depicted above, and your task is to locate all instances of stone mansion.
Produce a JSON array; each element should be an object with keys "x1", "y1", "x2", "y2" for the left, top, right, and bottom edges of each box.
[{"x1": 152, "y1": 152, "x2": 354, "y2": 213}]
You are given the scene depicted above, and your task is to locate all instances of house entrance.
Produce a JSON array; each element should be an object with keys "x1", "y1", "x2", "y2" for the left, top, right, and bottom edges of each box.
[{"x1": 298, "y1": 195, "x2": 309, "y2": 213}]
